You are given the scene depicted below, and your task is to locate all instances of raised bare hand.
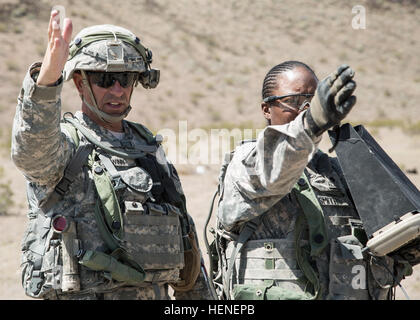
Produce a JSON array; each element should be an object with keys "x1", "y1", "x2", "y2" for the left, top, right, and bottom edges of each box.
[{"x1": 37, "y1": 10, "x2": 73, "y2": 86}]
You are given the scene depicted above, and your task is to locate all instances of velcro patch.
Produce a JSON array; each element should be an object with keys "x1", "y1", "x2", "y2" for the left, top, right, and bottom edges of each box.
[
  {"x1": 317, "y1": 195, "x2": 349, "y2": 207},
  {"x1": 111, "y1": 156, "x2": 133, "y2": 167}
]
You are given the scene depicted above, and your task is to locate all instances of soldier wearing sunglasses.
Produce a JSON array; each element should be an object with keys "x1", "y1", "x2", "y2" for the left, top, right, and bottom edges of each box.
[
  {"x1": 212, "y1": 61, "x2": 411, "y2": 300},
  {"x1": 12, "y1": 11, "x2": 212, "y2": 300}
]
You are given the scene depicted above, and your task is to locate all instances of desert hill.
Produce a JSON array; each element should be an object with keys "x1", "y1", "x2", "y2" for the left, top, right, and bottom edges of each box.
[{"x1": 0, "y1": 0, "x2": 419, "y2": 300}]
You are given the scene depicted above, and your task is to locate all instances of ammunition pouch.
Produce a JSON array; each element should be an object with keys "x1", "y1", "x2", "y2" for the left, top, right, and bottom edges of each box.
[{"x1": 123, "y1": 201, "x2": 185, "y2": 283}]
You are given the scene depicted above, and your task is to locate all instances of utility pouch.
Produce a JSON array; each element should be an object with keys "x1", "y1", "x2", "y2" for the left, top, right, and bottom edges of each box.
[
  {"x1": 232, "y1": 282, "x2": 312, "y2": 300},
  {"x1": 224, "y1": 236, "x2": 314, "y2": 300},
  {"x1": 123, "y1": 201, "x2": 185, "y2": 283}
]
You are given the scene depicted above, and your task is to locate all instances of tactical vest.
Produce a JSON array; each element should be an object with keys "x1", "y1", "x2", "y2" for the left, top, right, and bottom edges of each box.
[
  {"x1": 206, "y1": 141, "x2": 397, "y2": 300},
  {"x1": 21, "y1": 115, "x2": 191, "y2": 298}
]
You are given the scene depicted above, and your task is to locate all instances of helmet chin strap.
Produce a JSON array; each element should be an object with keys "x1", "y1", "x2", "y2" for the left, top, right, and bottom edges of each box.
[{"x1": 80, "y1": 70, "x2": 132, "y2": 124}]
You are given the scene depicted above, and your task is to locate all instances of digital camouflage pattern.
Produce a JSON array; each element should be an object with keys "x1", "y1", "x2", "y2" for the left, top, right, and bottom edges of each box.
[
  {"x1": 218, "y1": 111, "x2": 320, "y2": 230},
  {"x1": 218, "y1": 111, "x2": 399, "y2": 300},
  {"x1": 12, "y1": 62, "x2": 212, "y2": 300},
  {"x1": 63, "y1": 24, "x2": 148, "y2": 81}
]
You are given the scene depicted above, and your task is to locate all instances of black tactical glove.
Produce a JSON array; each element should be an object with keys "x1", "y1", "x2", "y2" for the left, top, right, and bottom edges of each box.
[{"x1": 305, "y1": 64, "x2": 357, "y2": 137}]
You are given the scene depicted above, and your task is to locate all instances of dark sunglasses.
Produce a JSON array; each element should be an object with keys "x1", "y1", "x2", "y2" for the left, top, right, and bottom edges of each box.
[{"x1": 87, "y1": 71, "x2": 138, "y2": 88}]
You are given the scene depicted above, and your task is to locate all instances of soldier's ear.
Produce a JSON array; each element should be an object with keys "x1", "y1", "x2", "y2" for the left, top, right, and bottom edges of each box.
[
  {"x1": 72, "y1": 72, "x2": 84, "y2": 94},
  {"x1": 261, "y1": 102, "x2": 271, "y2": 122}
]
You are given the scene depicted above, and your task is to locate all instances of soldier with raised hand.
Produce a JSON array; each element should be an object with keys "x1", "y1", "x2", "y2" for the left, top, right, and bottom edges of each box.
[
  {"x1": 12, "y1": 9, "x2": 212, "y2": 300},
  {"x1": 212, "y1": 61, "x2": 413, "y2": 300}
]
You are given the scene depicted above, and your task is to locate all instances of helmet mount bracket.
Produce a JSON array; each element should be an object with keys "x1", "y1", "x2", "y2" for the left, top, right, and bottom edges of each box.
[{"x1": 106, "y1": 40, "x2": 126, "y2": 72}]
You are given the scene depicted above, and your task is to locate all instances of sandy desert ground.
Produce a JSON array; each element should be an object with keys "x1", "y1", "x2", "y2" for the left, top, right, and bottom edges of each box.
[{"x1": 0, "y1": 0, "x2": 419, "y2": 300}]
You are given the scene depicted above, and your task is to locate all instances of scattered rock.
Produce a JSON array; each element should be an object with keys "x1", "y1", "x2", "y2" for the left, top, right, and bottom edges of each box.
[{"x1": 406, "y1": 168, "x2": 418, "y2": 174}]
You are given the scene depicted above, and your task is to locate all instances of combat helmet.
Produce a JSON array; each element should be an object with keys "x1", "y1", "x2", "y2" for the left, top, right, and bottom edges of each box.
[{"x1": 63, "y1": 24, "x2": 160, "y2": 123}]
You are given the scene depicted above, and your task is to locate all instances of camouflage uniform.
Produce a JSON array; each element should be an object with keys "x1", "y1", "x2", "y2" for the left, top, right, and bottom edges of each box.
[
  {"x1": 12, "y1": 31, "x2": 211, "y2": 299},
  {"x1": 217, "y1": 112, "x2": 399, "y2": 300}
]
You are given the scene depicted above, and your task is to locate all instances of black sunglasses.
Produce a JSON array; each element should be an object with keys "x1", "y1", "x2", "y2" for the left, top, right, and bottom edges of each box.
[{"x1": 87, "y1": 71, "x2": 138, "y2": 88}]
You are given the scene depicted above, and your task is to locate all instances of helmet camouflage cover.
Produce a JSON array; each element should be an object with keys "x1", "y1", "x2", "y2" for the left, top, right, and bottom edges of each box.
[{"x1": 63, "y1": 24, "x2": 159, "y2": 89}]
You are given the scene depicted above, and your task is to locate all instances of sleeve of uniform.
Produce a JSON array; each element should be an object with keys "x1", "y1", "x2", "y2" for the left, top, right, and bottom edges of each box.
[
  {"x1": 218, "y1": 111, "x2": 322, "y2": 230},
  {"x1": 11, "y1": 62, "x2": 74, "y2": 190}
]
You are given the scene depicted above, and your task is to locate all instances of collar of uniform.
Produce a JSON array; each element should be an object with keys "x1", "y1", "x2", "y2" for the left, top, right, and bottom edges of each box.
[
  {"x1": 74, "y1": 111, "x2": 130, "y2": 143},
  {"x1": 74, "y1": 111, "x2": 149, "y2": 151}
]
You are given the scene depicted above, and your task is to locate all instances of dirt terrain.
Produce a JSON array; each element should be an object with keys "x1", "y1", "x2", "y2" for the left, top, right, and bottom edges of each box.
[{"x1": 0, "y1": 0, "x2": 419, "y2": 300}]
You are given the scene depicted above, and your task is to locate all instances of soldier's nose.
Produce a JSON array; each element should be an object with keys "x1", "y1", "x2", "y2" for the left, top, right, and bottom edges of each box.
[{"x1": 108, "y1": 81, "x2": 125, "y2": 97}]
